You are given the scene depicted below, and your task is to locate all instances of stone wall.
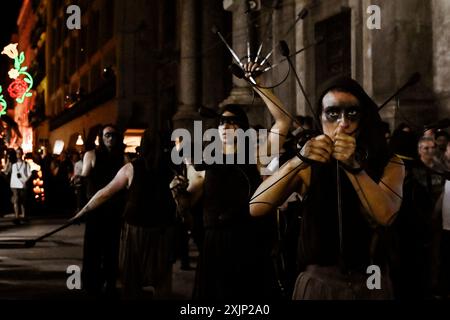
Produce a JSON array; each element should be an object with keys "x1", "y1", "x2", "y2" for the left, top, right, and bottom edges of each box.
[{"x1": 432, "y1": 0, "x2": 450, "y2": 118}]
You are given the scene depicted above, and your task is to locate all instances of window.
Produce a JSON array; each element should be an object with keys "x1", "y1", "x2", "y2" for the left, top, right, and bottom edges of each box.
[{"x1": 315, "y1": 10, "x2": 351, "y2": 91}]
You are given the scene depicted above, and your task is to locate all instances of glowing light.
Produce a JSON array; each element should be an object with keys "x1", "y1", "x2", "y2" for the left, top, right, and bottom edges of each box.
[
  {"x1": 8, "y1": 68, "x2": 19, "y2": 79},
  {"x1": 123, "y1": 129, "x2": 144, "y2": 153},
  {"x1": 8, "y1": 78, "x2": 28, "y2": 99},
  {"x1": 53, "y1": 140, "x2": 65, "y2": 155},
  {"x1": 0, "y1": 85, "x2": 7, "y2": 116},
  {"x1": 1, "y1": 43, "x2": 18, "y2": 59},
  {"x1": 95, "y1": 136, "x2": 99, "y2": 146},
  {"x1": 1, "y1": 43, "x2": 34, "y2": 103},
  {"x1": 76, "y1": 134, "x2": 84, "y2": 145},
  {"x1": 21, "y1": 127, "x2": 33, "y2": 153}
]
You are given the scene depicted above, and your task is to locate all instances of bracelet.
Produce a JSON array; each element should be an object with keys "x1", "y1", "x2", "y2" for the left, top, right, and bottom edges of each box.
[{"x1": 296, "y1": 149, "x2": 315, "y2": 165}]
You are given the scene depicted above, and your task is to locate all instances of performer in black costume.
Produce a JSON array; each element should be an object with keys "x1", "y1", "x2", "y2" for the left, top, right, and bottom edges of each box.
[
  {"x1": 250, "y1": 76, "x2": 405, "y2": 299},
  {"x1": 78, "y1": 124, "x2": 126, "y2": 297},
  {"x1": 73, "y1": 129, "x2": 177, "y2": 298}
]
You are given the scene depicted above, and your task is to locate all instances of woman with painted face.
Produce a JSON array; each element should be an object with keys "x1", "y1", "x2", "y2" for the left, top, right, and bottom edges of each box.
[
  {"x1": 173, "y1": 63, "x2": 292, "y2": 300},
  {"x1": 250, "y1": 76, "x2": 405, "y2": 300}
]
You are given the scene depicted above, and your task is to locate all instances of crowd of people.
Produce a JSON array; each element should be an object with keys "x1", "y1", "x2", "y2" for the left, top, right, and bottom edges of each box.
[
  {"x1": 0, "y1": 146, "x2": 84, "y2": 220},
  {"x1": 1, "y1": 66, "x2": 449, "y2": 301}
]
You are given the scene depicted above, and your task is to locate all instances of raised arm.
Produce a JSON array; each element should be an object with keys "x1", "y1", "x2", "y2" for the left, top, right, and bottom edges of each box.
[
  {"x1": 244, "y1": 63, "x2": 292, "y2": 158},
  {"x1": 254, "y1": 86, "x2": 292, "y2": 151},
  {"x1": 71, "y1": 162, "x2": 133, "y2": 221}
]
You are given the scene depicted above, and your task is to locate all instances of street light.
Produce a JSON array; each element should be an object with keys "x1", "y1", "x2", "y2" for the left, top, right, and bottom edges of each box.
[{"x1": 75, "y1": 134, "x2": 84, "y2": 145}]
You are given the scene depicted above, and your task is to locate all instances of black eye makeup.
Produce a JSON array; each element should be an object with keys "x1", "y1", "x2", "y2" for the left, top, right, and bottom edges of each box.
[
  {"x1": 323, "y1": 106, "x2": 361, "y2": 122},
  {"x1": 219, "y1": 116, "x2": 240, "y2": 126},
  {"x1": 104, "y1": 132, "x2": 117, "y2": 138}
]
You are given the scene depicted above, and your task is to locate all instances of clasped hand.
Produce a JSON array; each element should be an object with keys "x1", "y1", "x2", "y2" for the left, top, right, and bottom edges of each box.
[
  {"x1": 170, "y1": 175, "x2": 189, "y2": 194},
  {"x1": 300, "y1": 127, "x2": 357, "y2": 167}
]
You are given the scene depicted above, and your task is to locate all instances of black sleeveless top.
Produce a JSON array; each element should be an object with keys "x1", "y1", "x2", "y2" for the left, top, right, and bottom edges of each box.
[
  {"x1": 298, "y1": 163, "x2": 375, "y2": 271},
  {"x1": 202, "y1": 153, "x2": 261, "y2": 228},
  {"x1": 123, "y1": 158, "x2": 176, "y2": 227},
  {"x1": 86, "y1": 148, "x2": 124, "y2": 199}
]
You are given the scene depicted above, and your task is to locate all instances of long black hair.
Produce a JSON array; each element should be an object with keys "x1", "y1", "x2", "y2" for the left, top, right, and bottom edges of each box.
[
  {"x1": 139, "y1": 128, "x2": 169, "y2": 172},
  {"x1": 316, "y1": 76, "x2": 391, "y2": 181},
  {"x1": 97, "y1": 124, "x2": 125, "y2": 156}
]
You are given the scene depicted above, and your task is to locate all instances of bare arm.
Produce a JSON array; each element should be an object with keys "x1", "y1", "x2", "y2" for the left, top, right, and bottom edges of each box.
[
  {"x1": 186, "y1": 164, "x2": 204, "y2": 206},
  {"x1": 344, "y1": 156, "x2": 405, "y2": 226},
  {"x1": 81, "y1": 150, "x2": 95, "y2": 177},
  {"x1": 71, "y1": 163, "x2": 133, "y2": 221},
  {"x1": 254, "y1": 86, "x2": 292, "y2": 155},
  {"x1": 244, "y1": 63, "x2": 292, "y2": 159},
  {"x1": 250, "y1": 156, "x2": 305, "y2": 216},
  {"x1": 250, "y1": 133, "x2": 333, "y2": 216}
]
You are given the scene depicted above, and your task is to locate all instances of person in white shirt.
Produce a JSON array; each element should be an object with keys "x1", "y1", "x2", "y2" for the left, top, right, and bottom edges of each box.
[{"x1": 10, "y1": 148, "x2": 31, "y2": 219}]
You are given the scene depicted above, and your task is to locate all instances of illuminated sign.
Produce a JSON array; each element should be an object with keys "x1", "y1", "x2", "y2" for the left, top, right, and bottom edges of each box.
[
  {"x1": 1, "y1": 43, "x2": 34, "y2": 104},
  {"x1": 0, "y1": 85, "x2": 6, "y2": 116}
]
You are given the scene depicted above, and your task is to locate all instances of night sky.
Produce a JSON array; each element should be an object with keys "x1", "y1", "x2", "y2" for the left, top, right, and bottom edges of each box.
[
  {"x1": 0, "y1": 0, "x2": 22, "y2": 45},
  {"x1": 0, "y1": 0, "x2": 23, "y2": 87}
]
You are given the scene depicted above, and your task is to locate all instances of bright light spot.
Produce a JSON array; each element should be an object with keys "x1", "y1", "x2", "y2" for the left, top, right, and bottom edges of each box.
[
  {"x1": 76, "y1": 134, "x2": 84, "y2": 145},
  {"x1": 53, "y1": 140, "x2": 64, "y2": 155}
]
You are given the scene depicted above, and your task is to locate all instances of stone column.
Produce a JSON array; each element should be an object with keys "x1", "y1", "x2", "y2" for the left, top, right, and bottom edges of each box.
[
  {"x1": 432, "y1": 0, "x2": 450, "y2": 117},
  {"x1": 173, "y1": 0, "x2": 199, "y2": 130},
  {"x1": 201, "y1": 0, "x2": 229, "y2": 111},
  {"x1": 220, "y1": 0, "x2": 265, "y2": 127}
]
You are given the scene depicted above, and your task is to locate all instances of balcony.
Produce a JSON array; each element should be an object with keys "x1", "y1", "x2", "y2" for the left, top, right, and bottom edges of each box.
[{"x1": 49, "y1": 78, "x2": 116, "y2": 131}]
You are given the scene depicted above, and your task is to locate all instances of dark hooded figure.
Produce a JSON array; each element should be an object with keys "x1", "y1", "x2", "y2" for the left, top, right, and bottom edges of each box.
[
  {"x1": 78, "y1": 124, "x2": 126, "y2": 297},
  {"x1": 73, "y1": 128, "x2": 177, "y2": 299},
  {"x1": 250, "y1": 76, "x2": 405, "y2": 300},
  {"x1": 387, "y1": 128, "x2": 434, "y2": 299}
]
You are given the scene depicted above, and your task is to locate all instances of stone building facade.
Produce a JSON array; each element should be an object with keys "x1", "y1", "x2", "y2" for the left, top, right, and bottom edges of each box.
[
  {"x1": 174, "y1": 0, "x2": 449, "y2": 134},
  {"x1": 12, "y1": 0, "x2": 449, "y2": 153}
]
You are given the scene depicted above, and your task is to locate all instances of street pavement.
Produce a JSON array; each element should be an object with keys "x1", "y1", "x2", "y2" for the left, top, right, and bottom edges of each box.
[{"x1": 0, "y1": 216, "x2": 197, "y2": 300}]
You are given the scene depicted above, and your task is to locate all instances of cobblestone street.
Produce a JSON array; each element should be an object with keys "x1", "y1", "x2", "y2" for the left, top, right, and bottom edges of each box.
[{"x1": 0, "y1": 216, "x2": 196, "y2": 300}]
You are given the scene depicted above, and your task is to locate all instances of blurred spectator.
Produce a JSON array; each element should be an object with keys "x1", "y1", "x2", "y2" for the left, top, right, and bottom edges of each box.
[
  {"x1": 424, "y1": 128, "x2": 436, "y2": 139},
  {"x1": 381, "y1": 121, "x2": 391, "y2": 143},
  {"x1": 435, "y1": 131, "x2": 449, "y2": 159},
  {"x1": 70, "y1": 151, "x2": 85, "y2": 211},
  {"x1": 0, "y1": 149, "x2": 16, "y2": 215},
  {"x1": 10, "y1": 148, "x2": 31, "y2": 221}
]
